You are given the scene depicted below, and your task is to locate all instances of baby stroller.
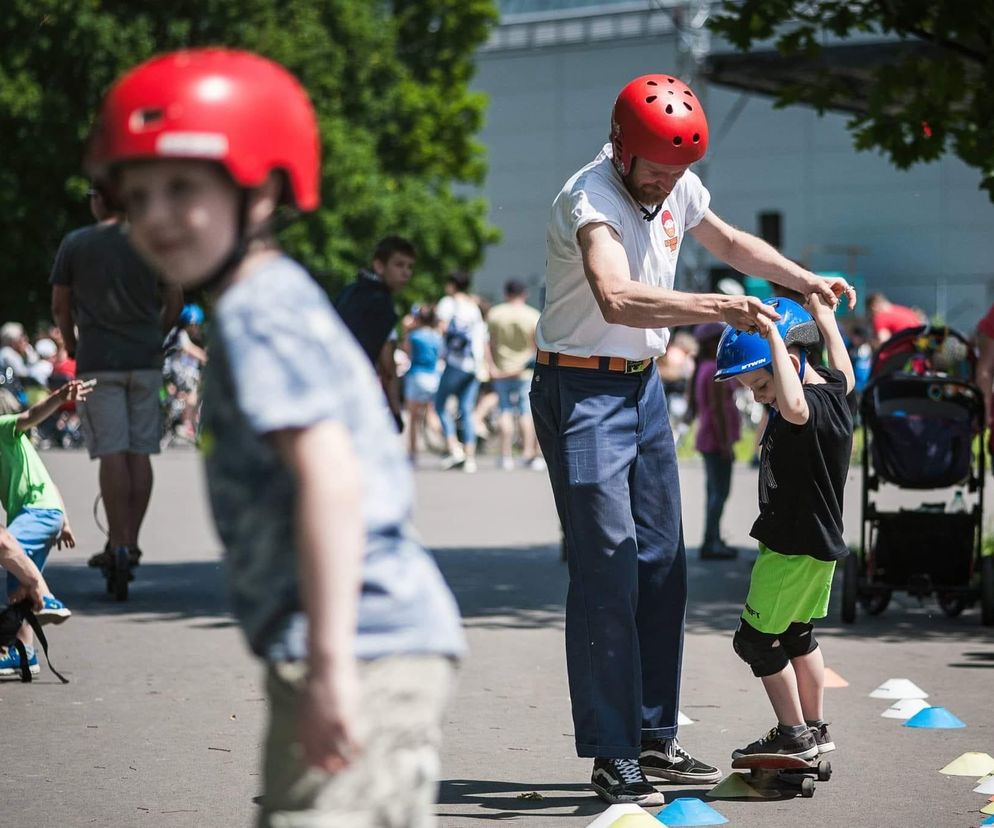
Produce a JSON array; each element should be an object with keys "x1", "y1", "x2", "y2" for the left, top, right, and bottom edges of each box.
[{"x1": 843, "y1": 325, "x2": 991, "y2": 626}]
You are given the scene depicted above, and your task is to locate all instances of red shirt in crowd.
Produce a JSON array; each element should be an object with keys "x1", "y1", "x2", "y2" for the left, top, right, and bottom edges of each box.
[
  {"x1": 872, "y1": 304, "x2": 923, "y2": 338},
  {"x1": 978, "y1": 303, "x2": 994, "y2": 339}
]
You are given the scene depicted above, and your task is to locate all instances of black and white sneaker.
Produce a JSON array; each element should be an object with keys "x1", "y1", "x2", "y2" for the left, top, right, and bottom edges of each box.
[
  {"x1": 731, "y1": 725, "x2": 818, "y2": 761},
  {"x1": 808, "y1": 721, "x2": 835, "y2": 754},
  {"x1": 640, "y1": 739, "x2": 722, "y2": 784},
  {"x1": 590, "y1": 757, "x2": 665, "y2": 806}
]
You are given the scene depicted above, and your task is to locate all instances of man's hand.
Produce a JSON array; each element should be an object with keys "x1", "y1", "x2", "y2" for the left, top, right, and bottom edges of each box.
[
  {"x1": 802, "y1": 274, "x2": 856, "y2": 311},
  {"x1": 57, "y1": 522, "x2": 77, "y2": 550},
  {"x1": 298, "y1": 664, "x2": 362, "y2": 773},
  {"x1": 719, "y1": 295, "x2": 780, "y2": 333},
  {"x1": 9, "y1": 575, "x2": 47, "y2": 611},
  {"x1": 805, "y1": 291, "x2": 838, "y2": 323}
]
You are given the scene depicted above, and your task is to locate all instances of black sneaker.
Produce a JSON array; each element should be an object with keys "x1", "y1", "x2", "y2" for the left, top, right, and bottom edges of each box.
[
  {"x1": 732, "y1": 725, "x2": 818, "y2": 761},
  {"x1": 590, "y1": 757, "x2": 665, "y2": 806},
  {"x1": 640, "y1": 739, "x2": 722, "y2": 784},
  {"x1": 808, "y1": 721, "x2": 835, "y2": 754},
  {"x1": 88, "y1": 545, "x2": 142, "y2": 568}
]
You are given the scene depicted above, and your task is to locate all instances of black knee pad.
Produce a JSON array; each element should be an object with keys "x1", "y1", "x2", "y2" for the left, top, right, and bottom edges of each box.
[
  {"x1": 733, "y1": 620, "x2": 789, "y2": 678},
  {"x1": 780, "y1": 622, "x2": 818, "y2": 659}
]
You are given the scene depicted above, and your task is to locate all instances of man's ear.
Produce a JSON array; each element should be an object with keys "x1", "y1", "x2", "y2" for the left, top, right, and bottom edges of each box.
[{"x1": 371, "y1": 258, "x2": 385, "y2": 277}]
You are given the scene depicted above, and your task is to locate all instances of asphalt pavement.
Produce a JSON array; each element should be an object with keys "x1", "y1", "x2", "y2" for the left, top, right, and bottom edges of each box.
[{"x1": 3, "y1": 448, "x2": 992, "y2": 828}]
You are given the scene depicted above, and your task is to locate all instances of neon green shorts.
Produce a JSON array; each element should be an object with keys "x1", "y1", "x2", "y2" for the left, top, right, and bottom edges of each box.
[{"x1": 742, "y1": 545, "x2": 837, "y2": 635}]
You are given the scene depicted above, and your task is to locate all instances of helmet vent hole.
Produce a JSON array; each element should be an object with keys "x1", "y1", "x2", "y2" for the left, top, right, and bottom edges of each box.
[
  {"x1": 672, "y1": 136, "x2": 683, "y2": 146},
  {"x1": 647, "y1": 80, "x2": 658, "y2": 86},
  {"x1": 693, "y1": 133, "x2": 700, "y2": 142},
  {"x1": 667, "y1": 77, "x2": 675, "y2": 83},
  {"x1": 684, "y1": 90, "x2": 694, "y2": 97},
  {"x1": 683, "y1": 102, "x2": 693, "y2": 111},
  {"x1": 665, "y1": 104, "x2": 673, "y2": 114},
  {"x1": 645, "y1": 95, "x2": 657, "y2": 103},
  {"x1": 130, "y1": 108, "x2": 164, "y2": 131}
]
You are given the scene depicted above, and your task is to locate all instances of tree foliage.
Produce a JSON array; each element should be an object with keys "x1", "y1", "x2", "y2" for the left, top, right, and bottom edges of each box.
[
  {"x1": 0, "y1": 0, "x2": 500, "y2": 324},
  {"x1": 710, "y1": 1, "x2": 994, "y2": 201}
]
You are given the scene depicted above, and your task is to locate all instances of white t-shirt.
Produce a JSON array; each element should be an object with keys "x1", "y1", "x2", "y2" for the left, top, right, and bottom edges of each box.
[
  {"x1": 436, "y1": 294, "x2": 486, "y2": 374},
  {"x1": 537, "y1": 144, "x2": 710, "y2": 360}
]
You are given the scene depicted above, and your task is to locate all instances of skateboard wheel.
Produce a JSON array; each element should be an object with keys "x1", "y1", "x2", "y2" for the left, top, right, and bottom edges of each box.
[
  {"x1": 801, "y1": 777, "x2": 815, "y2": 797},
  {"x1": 818, "y1": 761, "x2": 831, "y2": 781}
]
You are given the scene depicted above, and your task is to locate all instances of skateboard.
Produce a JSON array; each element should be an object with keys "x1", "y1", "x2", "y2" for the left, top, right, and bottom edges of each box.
[
  {"x1": 101, "y1": 547, "x2": 132, "y2": 602},
  {"x1": 730, "y1": 753, "x2": 832, "y2": 798}
]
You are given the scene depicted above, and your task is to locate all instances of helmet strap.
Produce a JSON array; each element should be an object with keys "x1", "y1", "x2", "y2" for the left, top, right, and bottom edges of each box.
[{"x1": 640, "y1": 202, "x2": 663, "y2": 222}]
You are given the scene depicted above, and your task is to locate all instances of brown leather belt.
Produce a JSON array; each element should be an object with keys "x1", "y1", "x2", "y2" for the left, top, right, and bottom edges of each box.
[{"x1": 536, "y1": 350, "x2": 652, "y2": 374}]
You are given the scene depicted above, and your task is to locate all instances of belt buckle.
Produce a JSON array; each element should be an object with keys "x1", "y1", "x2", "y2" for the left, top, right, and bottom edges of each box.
[{"x1": 625, "y1": 359, "x2": 648, "y2": 375}]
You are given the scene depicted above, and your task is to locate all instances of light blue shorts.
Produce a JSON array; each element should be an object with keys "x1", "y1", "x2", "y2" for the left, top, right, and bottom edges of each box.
[
  {"x1": 493, "y1": 376, "x2": 531, "y2": 415},
  {"x1": 5, "y1": 507, "x2": 64, "y2": 593},
  {"x1": 405, "y1": 370, "x2": 440, "y2": 404}
]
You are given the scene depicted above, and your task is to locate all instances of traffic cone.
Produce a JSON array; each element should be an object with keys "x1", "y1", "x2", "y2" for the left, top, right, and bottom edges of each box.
[
  {"x1": 611, "y1": 814, "x2": 661, "y2": 828},
  {"x1": 824, "y1": 667, "x2": 849, "y2": 688},
  {"x1": 939, "y1": 753, "x2": 994, "y2": 776},
  {"x1": 706, "y1": 772, "x2": 773, "y2": 800},
  {"x1": 656, "y1": 798, "x2": 728, "y2": 826},
  {"x1": 982, "y1": 801, "x2": 994, "y2": 816},
  {"x1": 981, "y1": 814, "x2": 994, "y2": 826},
  {"x1": 678, "y1": 711, "x2": 694, "y2": 726},
  {"x1": 881, "y1": 698, "x2": 930, "y2": 720},
  {"x1": 974, "y1": 773, "x2": 994, "y2": 793},
  {"x1": 869, "y1": 679, "x2": 928, "y2": 700},
  {"x1": 904, "y1": 707, "x2": 965, "y2": 729}
]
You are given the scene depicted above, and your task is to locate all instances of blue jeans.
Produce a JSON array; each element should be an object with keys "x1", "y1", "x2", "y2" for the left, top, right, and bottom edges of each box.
[
  {"x1": 434, "y1": 365, "x2": 480, "y2": 447},
  {"x1": 492, "y1": 376, "x2": 531, "y2": 415},
  {"x1": 701, "y1": 452, "x2": 733, "y2": 548},
  {"x1": 5, "y1": 507, "x2": 64, "y2": 594},
  {"x1": 530, "y1": 362, "x2": 687, "y2": 759}
]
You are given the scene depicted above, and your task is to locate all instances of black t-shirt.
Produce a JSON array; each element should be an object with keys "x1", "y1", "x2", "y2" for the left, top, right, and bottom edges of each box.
[
  {"x1": 49, "y1": 222, "x2": 165, "y2": 373},
  {"x1": 333, "y1": 270, "x2": 397, "y2": 366},
  {"x1": 750, "y1": 366, "x2": 854, "y2": 562}
]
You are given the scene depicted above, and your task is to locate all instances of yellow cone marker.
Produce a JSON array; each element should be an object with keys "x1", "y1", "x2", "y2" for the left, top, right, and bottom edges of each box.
[
  {"x1": 824, "y1": 667, "x2": 849, "y2": 688},
  {"x1": 587, "y1": 805, "x2": 650, "y2": 828},
  {"x1": 981, "y1": 801, "x2": 994, "y2": 816},
  {"x1": 611, "y1": 814, "x2": 664, "y2": 828},
  {"x1": 939, "y1": 753, "x2": 994, "y2": 777},
  {"x1": 706, "y1": 772, "x2": 775, "y2": 800}
]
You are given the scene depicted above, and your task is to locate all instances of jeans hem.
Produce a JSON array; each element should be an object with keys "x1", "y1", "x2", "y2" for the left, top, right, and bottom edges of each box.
[{"x1": 641, "y1": 725, "x2": 678, "y2": 741}]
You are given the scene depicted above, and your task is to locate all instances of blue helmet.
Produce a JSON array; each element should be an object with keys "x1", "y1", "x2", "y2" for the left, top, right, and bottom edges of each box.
[
  {"x1": 178, "y1": 303, "x2": 204, "y2": 327},
  {"x1": 714, "y1": 297, "x2": 821, "y2": 382}
]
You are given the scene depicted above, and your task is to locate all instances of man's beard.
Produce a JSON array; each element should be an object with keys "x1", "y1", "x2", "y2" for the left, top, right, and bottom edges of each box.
[{"x1": 624, "y1": 175, "x2": 669, "y2": 206}]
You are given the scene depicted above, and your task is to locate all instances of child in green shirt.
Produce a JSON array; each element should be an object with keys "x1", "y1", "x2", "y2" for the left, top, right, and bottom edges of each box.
[{"x1": 0, "y1": 378, "x2": 92, "y2": 678}]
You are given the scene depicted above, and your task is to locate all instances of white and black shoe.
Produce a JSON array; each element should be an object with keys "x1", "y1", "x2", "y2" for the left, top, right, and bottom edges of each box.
[
  {"x1": 808, "y1": 721, "x2": 835, "y2": 754},
  {"x1": 640, "y1": 739, "x2": 722, "y2": 784},
  {"x1": 731, "y1": 725, "x2": 818, "y2": 761},
  {"x1": 590, "y1": 757, "x2": 665, "y2": 806}
]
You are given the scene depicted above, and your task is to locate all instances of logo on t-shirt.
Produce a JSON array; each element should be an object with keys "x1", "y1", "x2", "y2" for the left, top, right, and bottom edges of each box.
[{"x1": 661, "y1": 210, "x2": 679, "y2": 253}]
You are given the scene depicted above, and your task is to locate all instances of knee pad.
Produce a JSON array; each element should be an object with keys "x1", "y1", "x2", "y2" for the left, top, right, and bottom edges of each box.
[
  {"x1": 733, "y1": 621, "x2": 789, "y2": 678},
  {"x1": 780, "y1": 622, "x2": 818, "y2": 659}
]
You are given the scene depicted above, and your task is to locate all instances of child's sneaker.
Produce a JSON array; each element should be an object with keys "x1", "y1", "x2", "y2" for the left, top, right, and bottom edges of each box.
[
  {"x1": 36, "y1": 595, "x2": 72, "y2": 626},
  {"x1": 0, "y1": 645, "x2": 39, "y2": 679},
  {"x1": 640, "y1": 738, "x2": 722, "y2": 784},
  {"x1": 732, "y1": 725, "x2": 818, "y2": 761},
  {"x1": 439, "y1": 449, "x2": 466, "y2": 470},
  {"x1": 807, "y1": 721, "x2": 835, "y2": 754},
  {"x1": 590, "y1": 757, "x2": 665, "y2": 806}
]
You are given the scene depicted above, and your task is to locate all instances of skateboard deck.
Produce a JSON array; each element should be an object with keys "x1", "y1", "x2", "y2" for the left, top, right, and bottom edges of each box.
[
  {"x1": 730, "y1": 754, "x2": 831, "y2": 798},
  {"x1": 731, "y1": 754, "x2": 817, "y2": 771}
]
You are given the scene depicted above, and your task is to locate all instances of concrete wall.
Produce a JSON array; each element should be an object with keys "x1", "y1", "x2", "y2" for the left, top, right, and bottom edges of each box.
[{"x1": 471, "y1": 25, "x2": 994, "y2": 332}]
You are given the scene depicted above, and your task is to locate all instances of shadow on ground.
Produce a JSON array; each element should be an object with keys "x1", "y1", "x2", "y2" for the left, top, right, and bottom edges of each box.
[{"x1": 437, "y1": 779, "x2": 600, "y2": 821}]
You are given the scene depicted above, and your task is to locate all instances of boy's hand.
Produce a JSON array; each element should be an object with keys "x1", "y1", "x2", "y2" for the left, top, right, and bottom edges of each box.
[
  {"x1": 298, "y1": 663, "x2": 362, "y2": 773},
  {"x1": 805, "y1": 292, "x2": 838, "y2": 322},
  {"x1": 58, "y1": 378, "x2": 96, "y2": 403},
  {"x1": 57, "y1": 522, "x2": 77, "y2": 550},
  {"x1": 802, "y1": 274, "x2": 856, "y2": 311},
  {"x1": 755, "y1": 314, "x2": 778, "y2": 339}
]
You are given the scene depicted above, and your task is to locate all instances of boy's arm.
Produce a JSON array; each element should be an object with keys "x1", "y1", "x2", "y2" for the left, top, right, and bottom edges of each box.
[
  {"x1": 761, "y1": 318, "x2": 809, "y2": 425},
  {"x1": 807, "y1": 294, "x2": 856, "y2": 394},
  {"x1": 271, "y1": 420, "x2": 363, "y2": 772},
  {"x1": 14, "y1": 379, "x2": 94, "y2": 433}
]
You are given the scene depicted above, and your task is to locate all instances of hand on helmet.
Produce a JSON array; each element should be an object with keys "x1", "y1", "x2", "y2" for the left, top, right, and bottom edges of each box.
[{"x1": 719, "y1": 295, "x2": 780, "y2": 334}]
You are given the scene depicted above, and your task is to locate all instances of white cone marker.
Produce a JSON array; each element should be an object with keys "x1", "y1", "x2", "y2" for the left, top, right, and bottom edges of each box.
[
  {"x1": 869, "y1": 678, "x2": 929, "y2": 700},
  {"x1": 880, "y1": 698, "x2": 930, "y2": 719}
]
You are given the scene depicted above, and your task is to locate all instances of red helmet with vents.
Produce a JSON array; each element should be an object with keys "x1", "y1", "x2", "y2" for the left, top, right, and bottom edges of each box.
[
  {"x1": 86, "y1": 48, "x2": 320, "y2": 210},
  {"x1": 610, "y1": 74, "x2": 709, "y2": 175}
]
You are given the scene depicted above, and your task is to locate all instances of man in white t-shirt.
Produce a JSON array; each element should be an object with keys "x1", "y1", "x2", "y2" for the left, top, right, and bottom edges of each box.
[{"x1": 530, "y1": 73, "x2": 855, "y2": 806}]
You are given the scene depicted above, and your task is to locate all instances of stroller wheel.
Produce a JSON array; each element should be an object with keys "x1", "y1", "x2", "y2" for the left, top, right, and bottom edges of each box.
[
  {"x1": 937, "y1": 593, "x2": 966, "y2": 618},
  {"x1": 859, "y1": 590, "x2": 891, "y2": 616}
]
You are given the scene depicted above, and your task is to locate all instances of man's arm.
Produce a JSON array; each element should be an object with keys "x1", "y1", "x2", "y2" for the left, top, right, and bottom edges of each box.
[
  {"x1": 51, "y1": 285, "x2": 77, "y2": 357},
  {"x1": 579, "y1": 222, "x2": 779, "y2": 330},
  {"x1": 807, "y1": 295, "x2": 856, "y2": 394},
  {"x1": 161, "y1": 284, "x2": 184, "y2": 335},
  {"x1": 0, "y1": 527, "x2": 48, "y2": 609},
  {"x1": 690, "y1": 211, "x2": 856, "y2": 310}
]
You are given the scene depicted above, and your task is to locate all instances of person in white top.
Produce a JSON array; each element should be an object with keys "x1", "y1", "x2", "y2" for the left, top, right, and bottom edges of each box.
[
  {"x1": 529, "y1": 73, "x2": 856, "y2": 807},
  {"x1": 434, "y1": 271, "x2": 487, "y2": 472}
]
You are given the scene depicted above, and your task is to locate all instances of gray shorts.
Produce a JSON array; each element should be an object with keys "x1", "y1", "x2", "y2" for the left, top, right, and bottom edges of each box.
[
  {"x1": 78, "y1": 369, "x2": 162, "y2": 458},
  {"x1": 260, "y1": 655, "x2": 456, "y2": 828}
]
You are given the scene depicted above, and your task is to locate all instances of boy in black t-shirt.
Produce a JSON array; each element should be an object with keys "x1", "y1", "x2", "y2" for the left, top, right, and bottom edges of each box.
[{"x1": 714, "y1": 294, "x2": 855, "y2": 760}]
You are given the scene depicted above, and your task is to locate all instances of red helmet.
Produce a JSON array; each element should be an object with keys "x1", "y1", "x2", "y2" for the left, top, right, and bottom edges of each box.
[
  {"x1": 86, "y1": 48, "x2": 320, "y2": 210},
  {"x1": 610, "y1": 74, "x2": 709, "y2": 175}
]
